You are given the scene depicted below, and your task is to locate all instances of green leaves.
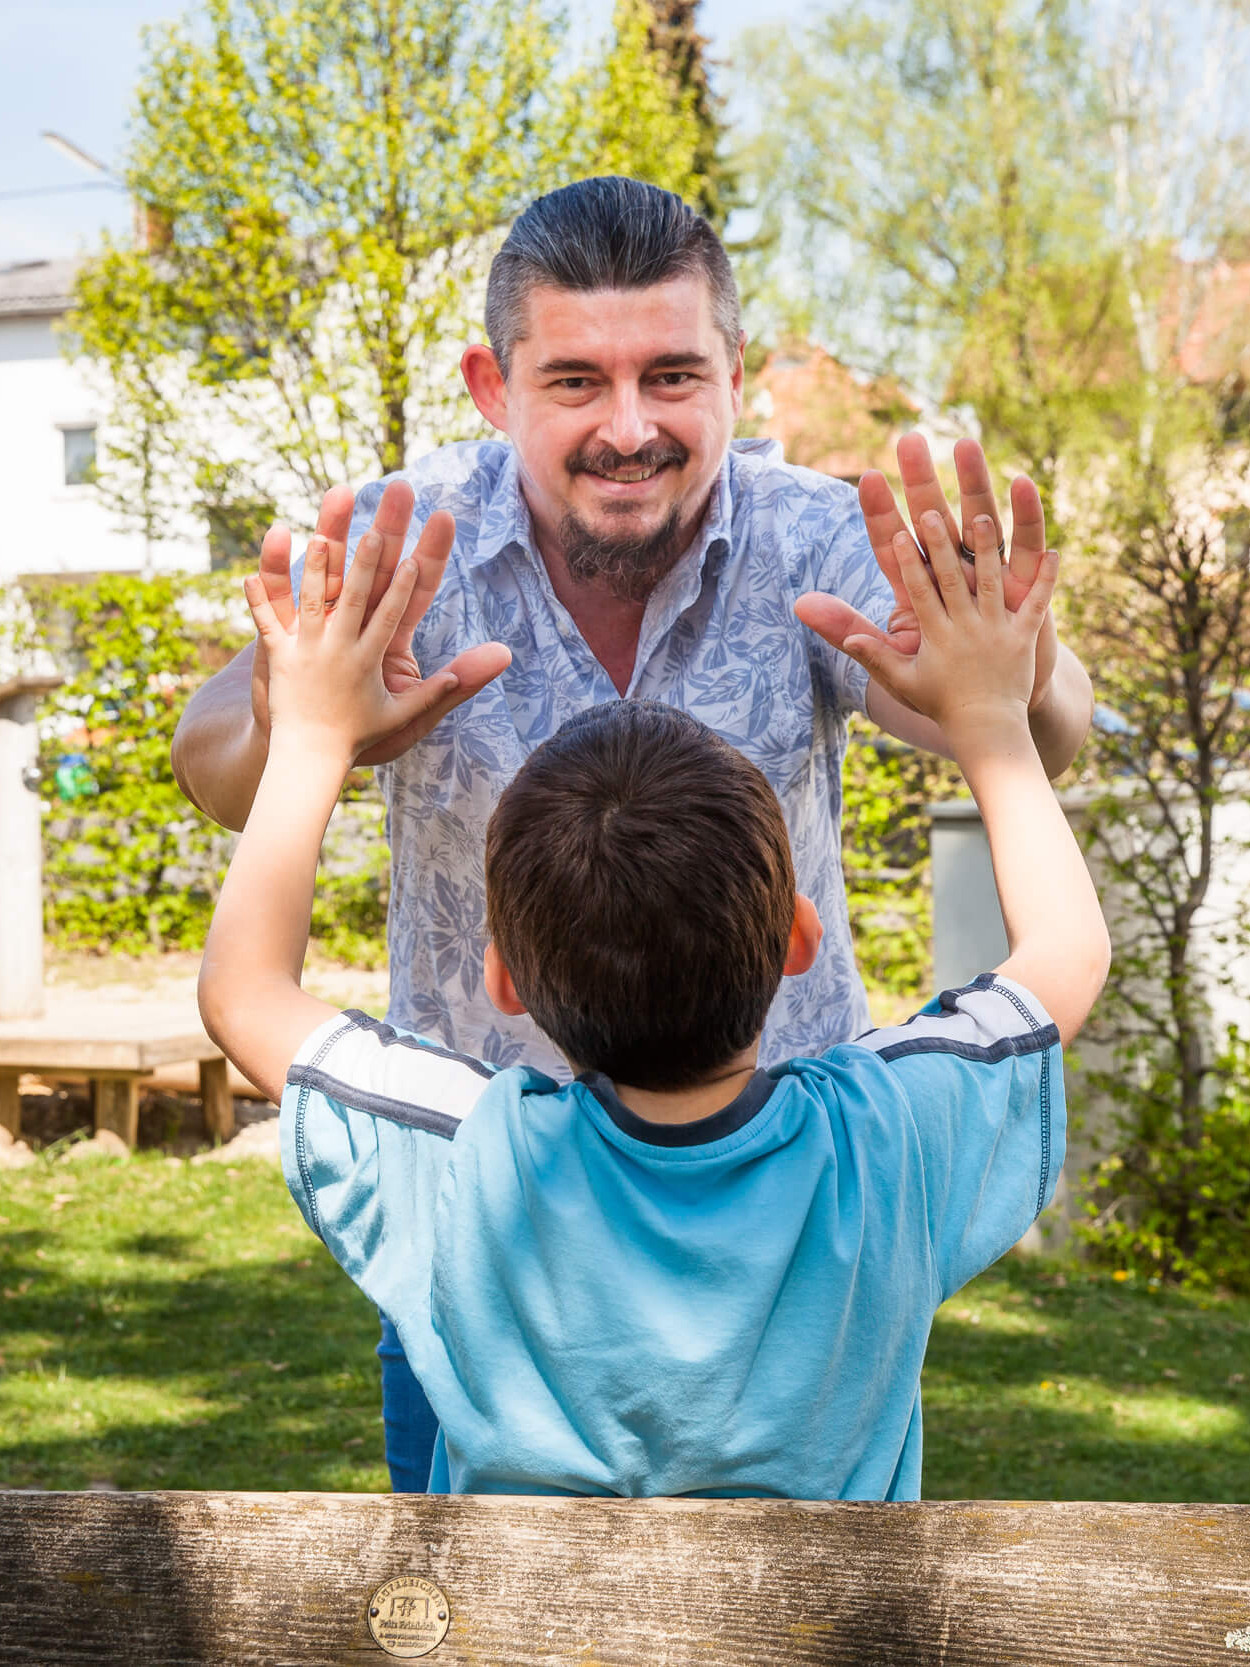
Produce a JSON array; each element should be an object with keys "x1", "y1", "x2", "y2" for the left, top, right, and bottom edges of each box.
[{"x1": 69, "y1": 0, "x2": 718, "y2": 549}]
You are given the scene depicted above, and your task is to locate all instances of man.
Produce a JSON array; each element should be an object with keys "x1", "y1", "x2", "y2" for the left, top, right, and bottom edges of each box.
[{"x1": 174, "y1": 175, "x2": 1093, "y2": 1486}]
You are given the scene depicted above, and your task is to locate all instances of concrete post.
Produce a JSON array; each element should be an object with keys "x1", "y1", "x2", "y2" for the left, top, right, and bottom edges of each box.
[{"x1": 0, "y1": 675, "x2": 60, "y2": 1021}]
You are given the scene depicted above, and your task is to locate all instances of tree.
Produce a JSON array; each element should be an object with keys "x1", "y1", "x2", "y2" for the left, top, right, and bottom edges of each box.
[
  {"x1": 643, "y1": 0, "x2": 733, "y2": 226},
  {"x1": 738, "y1": 0, "x2": 1250, "y2": 506},
  {"x1": 578, "y1": 0, "x2": 707, "y2": 209},
  {"x1": 741, "y1": 1, "x2": 1110, "y2": 466},
  {"x1": 68, "y1": 0, "x2": 711, "y2": 558},
  {"x1": 1062, "y1": 434, "x2": 1250, "y2": 1286}
]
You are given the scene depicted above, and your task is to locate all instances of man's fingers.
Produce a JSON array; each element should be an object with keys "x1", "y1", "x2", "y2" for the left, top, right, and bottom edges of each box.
[
  {"x1": 952, "y1": 438, "x2": 1005, "y2": 555},
  {"x1": 857, "y1": 469, "x2": 912, "y2": 607},
  {"x1": 379, "y1": 641, "x2": 513, "y2": 754},
  {"x1": 838, "y1": 631, "x2": 919, "y2": 703},
  {"x1": 793, "y1": 592, "x2": 888, "y2": 654},
  {"x1": 259, "y1": 523, "x2": 295, "y2": 625},
  {"x1": 437, "y1": 639, "x2": 512, "y2": 698},
  {"x1": 897, "y1": 431, "x2": 962, "y2": 556},
  {"x1": 364, "y1": 480, "x2": 418, "y2": 614},
  {"x1": 1020, "y1": 550, "x2": 1060, "y2": 625},
  {"x1": 384, "y1": 510, "x2": 457, "y2": 650},
  {"x1": 1008, "y1": 474, "x2": 1047, "y2": 584},
  {"x1": 313, "y1": 484, "x2": 356, "y2": 605},
  {"x1": 794, "y1": 589, "x2": 919, "y2": 697}
]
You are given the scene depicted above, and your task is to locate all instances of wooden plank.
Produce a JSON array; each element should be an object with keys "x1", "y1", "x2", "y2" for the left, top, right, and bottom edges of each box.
[
  {"x1": 1, "y1": 1492, "x2": 1249, "y2": 1665},
  {"x1": 0, "y1": 1035, "x2": 221, "y2": 1073},
  {"x1": 0, "y1": 1068, "x2": 19, "y2": 1138},
  {"x1": 199, "y1": 1057, "x2": 235, "y2": 1143},
  {"x1": 93, "y1": 1076, "x2": 141, "y2": 1148}
]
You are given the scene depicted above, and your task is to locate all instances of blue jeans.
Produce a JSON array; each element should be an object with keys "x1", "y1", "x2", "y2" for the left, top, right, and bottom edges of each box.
[{"x1": 376, "y1": 1313, "x2": 439, "y2": 1493}]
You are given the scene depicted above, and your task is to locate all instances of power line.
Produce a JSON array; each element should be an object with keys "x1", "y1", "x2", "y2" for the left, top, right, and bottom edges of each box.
[
  {"x1": 1, "y1": 181, "x2": 123, "y2": 202},
  {"x1": 0, "y1": 182, "x2": 123, "y2": 203}
]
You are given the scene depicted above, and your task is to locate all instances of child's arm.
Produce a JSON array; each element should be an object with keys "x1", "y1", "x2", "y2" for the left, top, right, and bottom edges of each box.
[
  {"x1": 797, "y1": 512, "x2": 1109, "y2": 1046},
  {"x1": 197, "y1": 510, "x2": 510, "y2": 1103}
]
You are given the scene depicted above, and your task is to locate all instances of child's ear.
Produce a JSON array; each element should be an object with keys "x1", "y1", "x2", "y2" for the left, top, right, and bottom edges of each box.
[
  {"x1": 484, "y1": 941, "x2": 528, "y2": 1016},
  {"x1": 783, "y1": 894, "x2": 823, "y2": 978}
]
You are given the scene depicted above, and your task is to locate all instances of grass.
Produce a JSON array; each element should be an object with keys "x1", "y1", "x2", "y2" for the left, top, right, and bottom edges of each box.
[
  {"x1": 3, "y1": 1152, "x2": 1249, "y2": 1499},
  {"x1": 0, "y1": 1153, "x2": 387, "y2": 1492}
]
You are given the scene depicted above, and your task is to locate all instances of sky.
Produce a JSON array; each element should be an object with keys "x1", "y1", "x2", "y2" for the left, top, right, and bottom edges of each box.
[{"x1": 0, "y1": 0, "x2": 808, "y2": 266}]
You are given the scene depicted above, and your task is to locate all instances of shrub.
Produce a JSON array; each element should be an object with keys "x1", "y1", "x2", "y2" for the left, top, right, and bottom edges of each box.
[{"x1": 1079, "y1": 1028, "x2": 1250, "y2": 1293}]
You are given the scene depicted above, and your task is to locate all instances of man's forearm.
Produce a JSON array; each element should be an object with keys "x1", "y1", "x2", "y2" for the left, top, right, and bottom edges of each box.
[
  {"x1": 1026, "y1": 644, "x2": 1094, "y2": 780},
  {"x1": 172, "y1": 645, "x2": 269, "y2": 831}
]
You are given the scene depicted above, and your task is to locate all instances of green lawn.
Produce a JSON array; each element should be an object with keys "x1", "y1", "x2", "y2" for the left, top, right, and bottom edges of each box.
[{"x1": 2, "y1": 1152, "x2": 1248, "y2": 1499}]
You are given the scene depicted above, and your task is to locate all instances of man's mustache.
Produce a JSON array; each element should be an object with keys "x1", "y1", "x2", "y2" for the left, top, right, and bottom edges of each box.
[{"x1": 569, "y1": 440, "x2": 690, "y2": 475}]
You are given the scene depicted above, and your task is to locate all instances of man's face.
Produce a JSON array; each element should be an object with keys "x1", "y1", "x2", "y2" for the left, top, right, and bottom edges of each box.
[{"x1": 488, "y1": 277, "x2": 743, "y2": 594}]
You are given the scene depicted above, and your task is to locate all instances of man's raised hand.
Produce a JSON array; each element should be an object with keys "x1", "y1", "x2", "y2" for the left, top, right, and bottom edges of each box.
[
  {"x1": 244, "y1": 506, "x2": 510, "y2": 764},
  {"x1": 250, "y1": 483, "x2": 509, "y2": 764},
  {"x1": 799, "y1": 511, "x2": 1058, "y2": 737},
  {"x1": 849, "y1": 433, "x2": 1058, "y2": 708}
]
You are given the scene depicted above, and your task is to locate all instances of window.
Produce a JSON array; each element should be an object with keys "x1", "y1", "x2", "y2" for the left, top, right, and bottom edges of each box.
[{"x1": 62, "y1": 425, "x2": 97, "y2": 486}]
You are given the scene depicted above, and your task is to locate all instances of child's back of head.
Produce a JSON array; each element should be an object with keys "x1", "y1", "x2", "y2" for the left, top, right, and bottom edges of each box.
[{"x1": 485, "y1": 701, "x2": 796, "y2": 1089}]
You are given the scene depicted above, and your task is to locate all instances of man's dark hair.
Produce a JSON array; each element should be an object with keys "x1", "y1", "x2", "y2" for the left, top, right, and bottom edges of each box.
[
  {"x1": 485, "y1": 702, "x2": 795, "y2": 1091},
  {"x1": 485, "y1": 176, "x2": 740, "y2": 380}
]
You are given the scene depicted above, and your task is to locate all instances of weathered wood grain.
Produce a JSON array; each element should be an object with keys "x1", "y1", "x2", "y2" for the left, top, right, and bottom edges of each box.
[
  {"x1": 198, "y1": 1057, "x2": 235, "y2": 1143},
  {"x1": 1, "y1": 1491, "x2": 1248, "y2": 1665}
]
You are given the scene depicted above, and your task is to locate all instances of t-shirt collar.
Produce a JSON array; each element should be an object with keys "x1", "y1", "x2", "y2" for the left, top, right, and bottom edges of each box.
[{"x1": 577, "y1": 1067, "x2": 775, "y2": 1148}]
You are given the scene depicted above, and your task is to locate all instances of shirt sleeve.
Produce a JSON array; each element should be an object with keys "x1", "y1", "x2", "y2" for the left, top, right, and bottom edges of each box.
[
  {"x1": 280, "y1": 1009, "x2": 497, "y2": 1323},
  {"x1": 841, "y1": 973, "x2": 1066, "y2": 1298}
]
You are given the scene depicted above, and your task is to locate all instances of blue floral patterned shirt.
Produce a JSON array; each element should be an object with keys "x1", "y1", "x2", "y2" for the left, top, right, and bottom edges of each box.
[{"x1": 344, "y1": 437, "x2": 895, "y2": 1077}]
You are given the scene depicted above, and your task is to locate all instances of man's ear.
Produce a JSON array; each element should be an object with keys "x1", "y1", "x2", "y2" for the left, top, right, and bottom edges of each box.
[
  {"x1": 730, "y1": 328, "x2": 746, "y2": 419},
  {"x1": 484, "y1": 940, "x2": 527, "y2": 1016},
  {"x1": 783, "y1": 893, "x2": 822, "y2": 978},
  {"x1": 461, "y1": 345, "x2": 509, "y2": 433}
]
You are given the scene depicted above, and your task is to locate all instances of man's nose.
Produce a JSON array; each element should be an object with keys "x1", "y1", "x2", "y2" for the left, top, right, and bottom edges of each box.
[{"x1": 597, "y1": 384, "x2": 658, "y2": 457}]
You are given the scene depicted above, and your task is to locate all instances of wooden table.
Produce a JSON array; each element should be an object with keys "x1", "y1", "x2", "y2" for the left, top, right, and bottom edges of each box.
[{"x1": 0, "y1": 1003, "x2": 233, "y2": 1147}]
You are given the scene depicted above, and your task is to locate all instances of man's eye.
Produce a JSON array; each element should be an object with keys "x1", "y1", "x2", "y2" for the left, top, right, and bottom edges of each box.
[
  {"x1": 556, "y1": 377, "x2": 590, "y2": 390},
  {"x1": 655, "y1": 372, "x2": 693, "y2": 387}
]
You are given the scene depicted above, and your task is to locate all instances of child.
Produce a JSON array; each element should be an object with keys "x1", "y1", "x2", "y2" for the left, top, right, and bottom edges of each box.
[{"x1": 198, "y1": 508, "x2": 1108, "y2": 1500}]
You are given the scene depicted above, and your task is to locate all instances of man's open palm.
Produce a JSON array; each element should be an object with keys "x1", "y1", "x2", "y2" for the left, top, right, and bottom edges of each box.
[{"x1": 251, "y1": 483, "x2": 509, "y2": 763}]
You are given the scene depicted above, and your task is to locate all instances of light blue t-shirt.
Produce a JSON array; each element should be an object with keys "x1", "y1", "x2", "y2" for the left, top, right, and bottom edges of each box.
[
  {"x1": 281, "y1": 973, "x2": 1064, "y2": 1501},
  {"x1": 329, "y1": 438, "x2": 895, "y2": 1075}
]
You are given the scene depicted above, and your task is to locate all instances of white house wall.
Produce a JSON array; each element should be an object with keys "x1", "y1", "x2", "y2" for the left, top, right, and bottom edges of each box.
[{"x1": 0, "y1": 314, "x2": 208, "y2": 582}]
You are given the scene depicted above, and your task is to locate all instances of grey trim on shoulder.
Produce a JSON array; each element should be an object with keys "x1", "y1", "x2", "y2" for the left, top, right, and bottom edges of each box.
[
  {"x1": 872, "y1": 1026, "x2": 1059, "y2": 1066},
  {"x1": 292, "y1": 1014, "x2": 359, "y2": 1242},
  {"x1": 340, "y1": 1009, "x2": 496, "y2": 1079},
  {"x1": 285, "y1": 1063, "x2": 461, "y2": 1141},
  {"x1": 860, "y1": 973, "x2": 1056, "y2": 1220}
]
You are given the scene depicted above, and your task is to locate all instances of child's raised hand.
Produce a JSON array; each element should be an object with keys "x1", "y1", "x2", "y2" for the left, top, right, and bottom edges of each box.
[
  {"x1": 243, "y1": 509, "x2": 510, "y2": 763},
  {"x1": 796, "y1": 513, "x2": 1059, "y2": 741}
]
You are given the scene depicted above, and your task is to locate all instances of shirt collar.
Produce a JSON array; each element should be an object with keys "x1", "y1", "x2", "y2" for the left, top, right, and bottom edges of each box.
[
  {"x1": 470, "y1": 446, "x2": 537, "y2": 570},
  {"x1": 577, "y1": 1067, "x2": 775, "y2": 1148},
  {"x1": 469, "y1": 445, "x2": 735, "y2": 578}
]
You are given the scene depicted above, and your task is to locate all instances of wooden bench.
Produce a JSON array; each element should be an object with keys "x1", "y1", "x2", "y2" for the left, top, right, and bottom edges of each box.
[
  {"x1": 0, "y1": 1026, "x2": 233, "y2": 1149},
  {"x1": 1, "y1": 1492, "x2": 1248, "y2": 1664}
]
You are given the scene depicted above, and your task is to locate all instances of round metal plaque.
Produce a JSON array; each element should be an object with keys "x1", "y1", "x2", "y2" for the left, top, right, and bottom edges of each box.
[{"x1": 367, "y1": 1575, "x2": 451, "y2": 1659}]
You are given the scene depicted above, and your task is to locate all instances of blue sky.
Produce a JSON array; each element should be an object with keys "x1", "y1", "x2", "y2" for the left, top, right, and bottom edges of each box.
[{"x1": 0, "y1": 0, "x2": 806, "y2": 265}]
